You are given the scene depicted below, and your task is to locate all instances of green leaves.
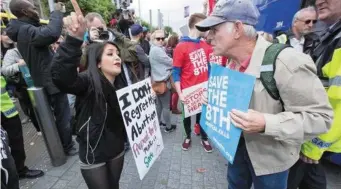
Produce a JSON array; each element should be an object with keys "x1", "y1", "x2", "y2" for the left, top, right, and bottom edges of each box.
[{"x1": 40, "y1": 0, "x2": 116, "y2": 23}]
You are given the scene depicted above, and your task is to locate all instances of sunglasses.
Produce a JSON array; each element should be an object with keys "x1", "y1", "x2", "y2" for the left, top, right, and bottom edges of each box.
[
  {"x1": 299, "y1": 19, "x2": 317, "y2": 25},
  {"x1": 156, "y1": 37, "x2": 165, "y2": 41}
]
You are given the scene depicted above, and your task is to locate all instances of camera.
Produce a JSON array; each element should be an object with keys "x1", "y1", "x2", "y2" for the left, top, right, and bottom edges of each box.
[{"x1": 98, "y1": 27, "x2": 110, "y2": 40}]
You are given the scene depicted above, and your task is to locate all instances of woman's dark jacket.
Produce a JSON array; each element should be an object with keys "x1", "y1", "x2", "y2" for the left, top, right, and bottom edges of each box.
[{"x1": 51, "y1": 36, "x2": 127, "y2": 164}]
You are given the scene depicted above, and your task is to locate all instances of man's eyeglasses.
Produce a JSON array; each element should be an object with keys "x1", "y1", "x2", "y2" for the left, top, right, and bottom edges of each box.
[
  {"x1": 299, "y1": 19, "x2": 317, "y2": 25},
  {"x1": 156, "y1": 37, "x2": 165, "y2": 41}
]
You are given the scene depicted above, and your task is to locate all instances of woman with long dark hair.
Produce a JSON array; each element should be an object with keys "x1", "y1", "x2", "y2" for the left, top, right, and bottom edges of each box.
[{"x1": 51, "y1": 12, "x2": 127, "y2": 189}]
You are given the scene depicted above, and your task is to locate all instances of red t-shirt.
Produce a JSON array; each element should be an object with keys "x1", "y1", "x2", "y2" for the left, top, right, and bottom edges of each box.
[
  {"x1": 173, "y1": 41, "x2": 209, "y2": 90},
  {"x1": 202, "y1": 42, "x2": 228, "y2": 67}
]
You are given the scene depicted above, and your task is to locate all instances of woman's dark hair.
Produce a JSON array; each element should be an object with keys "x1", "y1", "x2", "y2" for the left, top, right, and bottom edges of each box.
[
  {"x1": 167, "y1": 35, "x2": 179, "y2": 48},
  {"x1": 85, "y1": 41, "x2": 120, "y2": 103}
]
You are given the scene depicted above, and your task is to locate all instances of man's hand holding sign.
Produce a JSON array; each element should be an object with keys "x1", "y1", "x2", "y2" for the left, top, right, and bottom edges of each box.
[
  {"x1": 200, "y1": 64, "x2": 256, "y2": 163},
  {"x1": 201, "y1": 85, "x2": 266, "y2": 134},
  {"x1": 229, "y1": 109, "x2": 266, "y2": 133}
]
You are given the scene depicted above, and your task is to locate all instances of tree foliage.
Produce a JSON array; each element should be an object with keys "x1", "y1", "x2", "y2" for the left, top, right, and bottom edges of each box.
[
  {"x1": 164, "y1": 26, "x2": 173, "y2": 35},
  {"x1": 136, "y1": 18, "x2": 155, "y2": 32},
  {"x1": 40, "y1": 0, "x2": 116, "y2": 23}
]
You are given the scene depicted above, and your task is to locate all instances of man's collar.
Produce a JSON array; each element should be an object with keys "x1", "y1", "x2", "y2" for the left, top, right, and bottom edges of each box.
[
  {"x1": 245, "y1": 36, "x2": 271, "y2": 78},
  {"x1": 18, "y1": 17, "x2": 40, "y2": 27}
]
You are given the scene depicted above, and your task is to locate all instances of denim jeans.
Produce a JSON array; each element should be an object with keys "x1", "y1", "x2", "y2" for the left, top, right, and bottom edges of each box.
[
  {"x1": 227, "y1": 138, "x2": 289, "y2": 189},
  {"x1": 67, "y1": 94, "x2": 76, "y2": 116},
  {"x1": 49, "y1": 93, "x2": 73, "y2": 152}
]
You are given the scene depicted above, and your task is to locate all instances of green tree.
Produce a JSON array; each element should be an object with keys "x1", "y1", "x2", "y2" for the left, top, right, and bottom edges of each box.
[
  {"x1": 164, "y1": 26, "x2": 174, "y2": 37},
  {"x1": 40, "y1": 0, "x2": 116, "y2": 23},
  {"x1": 138, "y1": 18, "x2": 156, "y2": 32}
]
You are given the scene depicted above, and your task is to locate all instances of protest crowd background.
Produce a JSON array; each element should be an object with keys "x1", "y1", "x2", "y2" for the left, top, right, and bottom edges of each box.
[{"x1": 0, "y1": 0, "x2": 340, "y2": 189}]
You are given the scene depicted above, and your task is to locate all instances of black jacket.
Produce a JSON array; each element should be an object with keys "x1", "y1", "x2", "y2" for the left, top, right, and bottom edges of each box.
[
  {"x1": 6, "y1": 11, "x2": 63, "y2": 95},
  {"x1": 311, "y1": 20, "x2": 341, "y2": 83},
  {"x1": 51, "y1": 36, "x2": 127, "y2": 164},
  {"x1": 140, "y1": 39, "x2": 150, "y2": 55}
]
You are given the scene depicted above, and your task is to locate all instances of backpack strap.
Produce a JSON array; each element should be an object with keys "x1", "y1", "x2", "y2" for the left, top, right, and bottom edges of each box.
[{"x1": 260, "y1": 43, "x2": 289, "y2": 103}]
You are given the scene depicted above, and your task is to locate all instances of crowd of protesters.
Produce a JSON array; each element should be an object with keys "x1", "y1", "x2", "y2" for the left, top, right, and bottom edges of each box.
[{"x1": 1, "y1": 0, "x2": 340, "y2": 189}]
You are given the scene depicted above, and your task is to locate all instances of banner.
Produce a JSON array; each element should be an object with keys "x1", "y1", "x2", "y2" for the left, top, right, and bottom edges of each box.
[
  {"x1": 200, "y1": 64, "x2": 255, "y2": 163},
  {"x1": 116, "y1": 78, "x2": 164, "y2": 180},
  {"x1": 182, "y1": 81, "x2": 207, "y2": 118},
  {"x1": 179, "y1": 25, "x2": 189, "y2": 36},
  {"x1": 253, "y1": 0, "x2": 301, "y2": 34},
  {"x1": 184, "y1": 6, "x2": 190, "y2": 18}
]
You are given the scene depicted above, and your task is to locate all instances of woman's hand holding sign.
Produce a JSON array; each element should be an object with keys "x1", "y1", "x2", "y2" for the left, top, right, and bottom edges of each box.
[{"x1": 229, "y1": 109, "x2": 266, "y2": 133}]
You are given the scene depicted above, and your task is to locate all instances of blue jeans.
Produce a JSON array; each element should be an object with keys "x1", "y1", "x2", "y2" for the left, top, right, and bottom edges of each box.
[{"x1": 227, "y1": 138, "x2": 289, "y2": 189}]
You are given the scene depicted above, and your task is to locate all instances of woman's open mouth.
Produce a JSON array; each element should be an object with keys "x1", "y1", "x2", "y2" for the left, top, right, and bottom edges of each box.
[{"x1": 113, "y1": 62, "x2": 121, "y2": 67}]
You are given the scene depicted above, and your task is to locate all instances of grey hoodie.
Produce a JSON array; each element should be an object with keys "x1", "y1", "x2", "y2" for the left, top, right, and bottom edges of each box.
[
  {"x1": 149, "y1": 44, "x2": 172, "y2": 82},
  {"x1": 1, "y1": 48, "x2": 22, "y2": 77}
]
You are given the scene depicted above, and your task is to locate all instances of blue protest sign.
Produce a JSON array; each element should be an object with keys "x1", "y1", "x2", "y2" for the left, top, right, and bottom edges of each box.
[
  {"x1": 200, "y1": 64, "x2": 256, "y2": 163},
  {"x1": 253, "y1": 0, "x2": 301, "y2": 34}
]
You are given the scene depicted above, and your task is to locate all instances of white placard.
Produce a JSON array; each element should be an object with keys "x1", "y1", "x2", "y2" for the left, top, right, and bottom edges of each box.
[
  {"x1": 182, "y1": 81, "x2": 208, "y2": 118},
  {"x1": 116, "y1": 78, "x2": 164, "y2": 180}
]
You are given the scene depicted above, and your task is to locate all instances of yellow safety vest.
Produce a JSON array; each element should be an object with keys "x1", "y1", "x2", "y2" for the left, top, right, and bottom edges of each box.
[
  {"x1": 301, "y1": 44, "x2": 341, "y2": 160},
  {"x1": 0, "y1": 76, "x2": 18, "y2": 118}
]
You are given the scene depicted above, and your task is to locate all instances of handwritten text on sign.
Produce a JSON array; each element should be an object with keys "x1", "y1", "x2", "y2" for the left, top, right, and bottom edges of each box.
[
  {"x1": 116, "y1": 78, "x2": 164, "y2": 180},
  {"x1": 200, "y1": 64, "x2": 255, "y2": 164},
  {"x1": 182, "y1": 82, "x2": 207, "y2": 118}
]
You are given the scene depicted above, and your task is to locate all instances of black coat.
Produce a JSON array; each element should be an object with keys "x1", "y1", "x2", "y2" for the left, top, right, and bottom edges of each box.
[
  {"x1": 51, "y1": 36, "x2": 127, "y2": 164},
  {"x1": 6, "y1": 11, "x2": 63, "y2": 95}
]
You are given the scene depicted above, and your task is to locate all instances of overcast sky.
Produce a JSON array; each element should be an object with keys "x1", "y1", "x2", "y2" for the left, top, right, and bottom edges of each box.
[{"x1": 130, "y1": 0, "x2": 205, "y2": 33}]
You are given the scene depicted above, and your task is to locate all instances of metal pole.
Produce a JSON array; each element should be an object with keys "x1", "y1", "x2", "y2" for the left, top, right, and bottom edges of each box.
[
  {"x1": 138, "y1": 0, "x2": 142, "y2": 24},
  {"x1": 48, "y1": 0, "x2": 54, "y2": 12},
  {"x1": 149, "y1": 9, "x2": 152, "y2": 27},
  {"x1": 27, "y1": 87, "x2": 67, "y2": 167},
  {"x1": 19, "y1": 65, "x2": 66, "y2": 167}
]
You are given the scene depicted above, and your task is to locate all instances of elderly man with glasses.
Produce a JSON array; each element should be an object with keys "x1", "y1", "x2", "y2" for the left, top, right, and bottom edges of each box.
[
  {"x1": 196, "y1": 0, "x2": 333, "y2": 188},
  {"x1": 274, "y1": 6, "x2": 318, "y2": 54}
]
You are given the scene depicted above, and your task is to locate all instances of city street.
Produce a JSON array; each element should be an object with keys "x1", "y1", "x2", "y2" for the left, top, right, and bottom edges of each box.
[{"x1": 17, "y1": 112, "x2": 341, "y2": 189}]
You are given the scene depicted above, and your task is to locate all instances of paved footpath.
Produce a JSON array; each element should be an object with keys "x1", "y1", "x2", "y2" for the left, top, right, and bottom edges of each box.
[{"x1": 18, "y1": 112, "x2": 341, "y2": 189}]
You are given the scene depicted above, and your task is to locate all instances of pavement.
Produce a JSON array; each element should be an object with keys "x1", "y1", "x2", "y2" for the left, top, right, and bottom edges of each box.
[{"x1": 16, "y1": 107, "x2": 341, "y2": 189}]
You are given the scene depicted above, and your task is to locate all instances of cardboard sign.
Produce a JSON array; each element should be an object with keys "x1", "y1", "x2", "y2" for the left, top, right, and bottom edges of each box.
[
  {"x1": 200, "y1": 64, "x2": 255, "y2": 163},
  {"x1": 116, "y1": 78, "x2": 164, "y2": 180},
  {"x1": 182, "y1": 81, "x2": 208, "y2": 118}
]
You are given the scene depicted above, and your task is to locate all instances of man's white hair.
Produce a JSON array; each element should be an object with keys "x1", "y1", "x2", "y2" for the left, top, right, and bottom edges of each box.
[
  {"x1": 85, "y1": 12, "x2": 106, "y2": 26},
  {"x1": 292, "y1": 6, "x2": 316, "y2": 25},
  {"x1": 225, "y1": 22, "x2": 257, "y2": 39}
]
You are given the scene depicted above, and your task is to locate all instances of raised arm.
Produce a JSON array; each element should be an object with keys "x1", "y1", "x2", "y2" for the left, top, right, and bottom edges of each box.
[
  {"x1": 30, "y1": 11, "x2": 63, "y2": 47},
  {"x1": 51, "y1": 35, "x2": 89, "y2": 95}
]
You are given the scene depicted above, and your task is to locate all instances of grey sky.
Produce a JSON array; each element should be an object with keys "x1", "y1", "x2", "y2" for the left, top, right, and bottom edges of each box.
[{"x1": 130, "y1": 0, "x2": 205, "y2": 33}]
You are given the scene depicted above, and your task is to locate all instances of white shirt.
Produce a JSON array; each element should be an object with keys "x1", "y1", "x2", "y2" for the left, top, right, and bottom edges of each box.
[{"x1": 290, "y1": 37, "x2": 305, "y2": 52}]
